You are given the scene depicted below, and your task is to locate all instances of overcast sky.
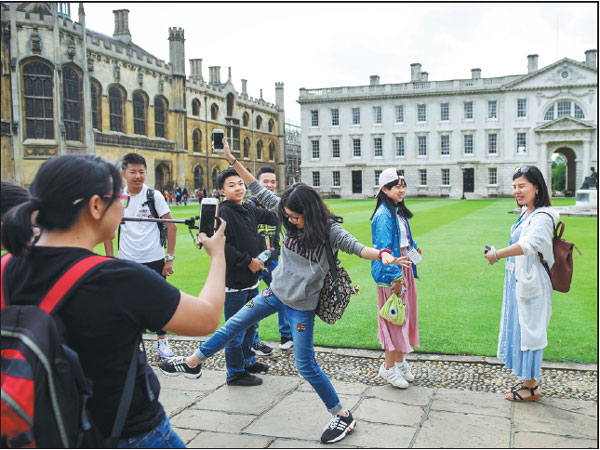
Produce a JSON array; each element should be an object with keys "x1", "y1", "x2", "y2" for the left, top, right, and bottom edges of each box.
[{"x1": 77, "y1": 2, "x2": 597, "y2": 123}]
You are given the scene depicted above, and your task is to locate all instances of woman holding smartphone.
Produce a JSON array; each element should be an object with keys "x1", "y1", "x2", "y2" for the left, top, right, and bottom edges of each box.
[
  {"x1": 160, "y1": 139, "x2": 410, "y2": 444},
  {"x1": 370, "y1": 168, "x2": 421, "y2": 389}
]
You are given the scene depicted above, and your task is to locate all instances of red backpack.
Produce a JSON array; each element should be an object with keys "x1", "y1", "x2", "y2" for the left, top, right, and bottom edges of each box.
[{"x1": 536, "y1": 212, "x2": 581, "y2": 293}]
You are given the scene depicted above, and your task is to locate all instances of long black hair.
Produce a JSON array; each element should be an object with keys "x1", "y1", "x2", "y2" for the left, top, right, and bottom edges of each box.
[
  {"x1": 1, "y1": 155, "x2": 122, "y2": 256},
  {"x1": 1, "y1": 181, "x2": 31, "y2": 220},
  {"x1": 278, "y1": 183, "x2": 341, "y2": 250},
  {"x1": 513, "y1": 165, "x2": 552, "y2": 208},
  {"x1": 370, "y1": 176, "x2": 413, "y2": 221}
]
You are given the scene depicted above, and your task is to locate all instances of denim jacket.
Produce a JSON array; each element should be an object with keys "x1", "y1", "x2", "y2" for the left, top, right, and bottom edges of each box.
[{"x1": 371, "y1": 203, "x2": 418, "y2": 286}]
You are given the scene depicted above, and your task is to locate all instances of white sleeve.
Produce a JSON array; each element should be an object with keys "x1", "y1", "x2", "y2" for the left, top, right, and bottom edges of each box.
[{"x1": 154, "y1": 190, "x2": 171, "y2": 218}]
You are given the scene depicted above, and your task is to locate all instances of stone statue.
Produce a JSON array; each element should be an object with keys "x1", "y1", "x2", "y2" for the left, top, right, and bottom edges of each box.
[{"x1": 580, "y1": 167, "x2": 598, "y2": 190}]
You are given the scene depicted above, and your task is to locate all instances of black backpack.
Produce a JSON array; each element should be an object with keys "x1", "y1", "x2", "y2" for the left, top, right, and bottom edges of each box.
[
  {"x1": 145, "y1": 188, "x2": 168, "y2": 248},
  {"x1": 1, "y1": 254, "x2": 140, "y2": 448}
]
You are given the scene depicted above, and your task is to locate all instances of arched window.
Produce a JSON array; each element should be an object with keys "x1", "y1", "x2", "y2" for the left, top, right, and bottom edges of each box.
[
  {"x1": 108, "y1": 86, "x2": 124, "y2": 132},
  {"x1": 23, "y1": 61, "x2": 54, "y2": 139},
  {"x1": 211, "y1": 103, "x2": 219, "y2": 120},
  {"x1": 155, "y1": 96, "x2": 167, "y2": 138},
  {"x1": 256, "y1": 115, "x2": 262, "y2": 130},
  {"x1": 211, "y1": 166, "x2": 220, "y2": 191},
  {"x1": 243, "y1": 137, "x2": 250, "y2": 158},
  {"x1": 192, "y1": 98, "x2": 200, "y2": 116},
  {"x1": 242, "y1": 112, "x2": 249, "y2": 127},
  {"x1": 63, "y1": 66, "x2": 81, "y2": 141},
  {"x1": 227, "y1": 93, "x2": 235, "y2": 116},
  {"x1": 543, "y1": 100, "x2": 586, "y2": 121},
  {"x1": 194, "y1": 165, "x2": 203, "y2": 189},
  {"x1": 269, "y1": 141, "x2": 275, "y2": 161},
  {"x1": 256, "y1": 140, "x2": 263, "y2": 160},
  {"x1": 193, "y1": 129, "x2": 201, "y2": 152},
  {"x1": 268, "y1": 118, "x2": 274, "y2": 133},
  {"x1": 133, "y1": 92, "x2": 147, "y2": 135},
  {"x1": 90, "y1": 79, "x2": 102, "y2": 131}
]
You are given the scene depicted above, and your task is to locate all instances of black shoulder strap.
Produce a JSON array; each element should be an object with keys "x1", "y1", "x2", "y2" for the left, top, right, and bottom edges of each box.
[
  {"x1": 324, "y1": 234, "x2": 340, "y2": 294},
  {"x1": 533, "y1": 211, "x2": 556, "y2": 282}
]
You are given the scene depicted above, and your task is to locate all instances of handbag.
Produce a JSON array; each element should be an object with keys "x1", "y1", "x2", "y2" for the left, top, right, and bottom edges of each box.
[
  {"x1": 316, "y1": 235, "x2": 355, "y2": 324},
  {"x1": 379, "y1": 293, "x2": 405, "y2": 325},
  {"x1": 535, "y1": 212, "x2": 581, "y2": 293}
]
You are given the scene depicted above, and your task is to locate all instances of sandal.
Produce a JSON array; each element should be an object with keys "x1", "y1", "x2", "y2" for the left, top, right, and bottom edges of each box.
[
  {"x1": 505, "y1": 384, "x2": 541, "y2": 402},
  {"x1": 504, "y1": 382, "x2": 524, "y2": 394}
]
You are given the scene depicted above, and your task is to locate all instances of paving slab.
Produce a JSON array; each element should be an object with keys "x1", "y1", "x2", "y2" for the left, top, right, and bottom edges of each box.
[
  {"x1": 268, "y1": 438, "x2": 359, "y2": 448},
  {"x1": 413, "y1": 409, "x2": 511, "y2": 448},
  {"x1": 514, "y1": 431, "x2": 598, "y2": 448},
  {"x1": 298, "y1": 379, "x2": 370, "y2": 396},
  {"x1": 172, "y1": 427, "x2": 200, "y2": 445},
  {"x1": 244, "y1": 390, "x2": 360, "y2": 441},
  {"x1": 159, "y1": 388, "x2": 207, "y2": 417},
  {"x1": 353, "y1": 397, "x2": 424, "y2": 427},
  {"x1": 513, "y1": 399, "x2": 598, "y2": 439},
  {"x1": 340, "y1": 421, "x2": 416, "y2": 448},
  {"x1": 153, "y1": 367, "x2": 227, "y2": 392},
  {"x1": 430, "y1": 387, "x2": 511, "y2": 418},
  {"x1": 187, "y1": 430, "x2": 273, "y2": 448},
  {"x1": 172, "y1": 408, "x2": 256, "y2": 433},
  {"x1": 363, "y1": 384, "x2": 432, "y2": 406},
  {"x1": 194, "y1": 374, "x2": 301, "y2": 415}
]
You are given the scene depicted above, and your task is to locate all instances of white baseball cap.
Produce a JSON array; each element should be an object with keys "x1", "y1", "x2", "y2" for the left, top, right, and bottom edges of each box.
[{"x1": 377, "y1": 168, "x2": 404, "y2": 194}]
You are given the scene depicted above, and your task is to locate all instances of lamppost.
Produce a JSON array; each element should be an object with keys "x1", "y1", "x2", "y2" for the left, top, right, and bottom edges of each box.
[{"x1": 461, "y1": 166, "x2": 466, "y2": 200}]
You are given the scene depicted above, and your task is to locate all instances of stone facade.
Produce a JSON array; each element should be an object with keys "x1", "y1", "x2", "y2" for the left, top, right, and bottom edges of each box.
[
  {"x1": 298, "y1": 53, "x2": 597, "y2": 198},
  {"x1": 1, "y1": 3, "x2": 285, "y2": 193}
]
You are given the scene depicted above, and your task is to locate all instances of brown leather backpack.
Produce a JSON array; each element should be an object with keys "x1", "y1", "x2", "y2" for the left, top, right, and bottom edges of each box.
[{"x1": 536, "y1": 212, "x2": 581, "y2": 293}]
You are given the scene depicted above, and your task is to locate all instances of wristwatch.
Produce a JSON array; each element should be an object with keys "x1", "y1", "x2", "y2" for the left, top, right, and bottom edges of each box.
[{"x1": 165, "y1": 254, "x2": 175, "y2": 261}]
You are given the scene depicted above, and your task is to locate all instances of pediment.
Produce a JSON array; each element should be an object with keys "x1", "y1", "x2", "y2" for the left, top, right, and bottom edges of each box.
[
  {"x1": 535, "y1": 116, "x2": 596, "y2": 132},
  {"x1": 504, "y1": 58, "x2": 597, "y2": 90}
]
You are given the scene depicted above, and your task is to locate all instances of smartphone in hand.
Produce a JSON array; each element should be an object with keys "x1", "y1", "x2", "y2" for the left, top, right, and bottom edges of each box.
[
  {"x1": 199, "y1": 198, "x2": 219, "y2": 241},
  {"x1": 212, "y1": 129, "x2": 224, "y2": 151}
]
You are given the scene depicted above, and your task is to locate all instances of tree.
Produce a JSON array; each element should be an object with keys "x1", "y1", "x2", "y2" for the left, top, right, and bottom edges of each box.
[{"x1": 552, "y1": 154, "x2": 567, "y2": 193}]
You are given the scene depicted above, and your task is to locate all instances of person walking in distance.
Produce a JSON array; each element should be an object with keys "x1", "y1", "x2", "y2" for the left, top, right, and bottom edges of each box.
[
  {"x1": 246, "y1": 166, "x2": 293, "y2": 352},
  {"x1": 160, "y1": 138, "x2": 411, "y2": 444},
  {"x1": 104, "y1": 153, "x2": 178, "y2": 360},
  {"x1": 371, "y1": 168, "x2": 421, "y2": 388},
  {"x1": 485, "y1": 166, "x2": 558, "y2": 402}
]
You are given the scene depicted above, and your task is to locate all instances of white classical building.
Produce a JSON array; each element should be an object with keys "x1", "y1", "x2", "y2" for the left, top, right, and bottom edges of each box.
[{"x1": 298, "y1": 51, "x2": 597, "y2": 198}]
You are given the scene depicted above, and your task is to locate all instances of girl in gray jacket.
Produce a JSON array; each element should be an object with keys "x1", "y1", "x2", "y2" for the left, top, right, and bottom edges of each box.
[{"x1": 160, "y1": 139, "x2": 410, "y2": 444}]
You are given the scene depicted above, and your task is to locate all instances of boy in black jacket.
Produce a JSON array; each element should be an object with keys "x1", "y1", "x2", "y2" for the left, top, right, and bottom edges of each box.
[{"x1": 213, "y1": 168, "x2": 278, "y2": 386}]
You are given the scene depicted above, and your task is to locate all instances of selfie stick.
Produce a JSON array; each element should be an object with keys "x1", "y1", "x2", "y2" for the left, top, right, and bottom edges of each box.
[{"x1": 121, "y1": 216, "x2": 198, "y2": 227}]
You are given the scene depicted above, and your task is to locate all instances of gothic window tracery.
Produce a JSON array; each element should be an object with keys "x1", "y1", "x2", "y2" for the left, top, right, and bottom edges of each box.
[
  {"x1": 23, "y1": 61, "x2": 54, "y2": 139},
  {"x1": 155, "y1": 96, "x2": 167, "y2": 138},
  {"x1": 133, "y1": 92, "x2": 147, "y2": 135},
  {"x1": 109, "y1": 86, "x2": 124, "y2": 132},
  {"x1": 90, "y1": 80, "x2": 102, "y2": 130},
  {"x1": 63, "y1": 66, "x2": 82, "y2": 141}
]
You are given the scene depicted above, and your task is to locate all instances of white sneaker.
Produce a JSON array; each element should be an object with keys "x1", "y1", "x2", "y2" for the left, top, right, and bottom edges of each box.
[
  {"x1": 157, "y1": 338, "x2": 175, "y2": 360},
  {"x1": 378, "y1": 363, "x2": 408, "y2": 388},
  {"x1": 395, "y1": 360, "x2": 415, "y2": 382},
  {"x1": 278, "y1": 337, "x2": 294, "y2": 351}
]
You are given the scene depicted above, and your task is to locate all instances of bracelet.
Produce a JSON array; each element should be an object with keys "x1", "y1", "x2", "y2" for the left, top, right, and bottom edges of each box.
[
  {"x1": 230, "y1": 158, "x2": 237, "y2": 165},
  {"x1": 493, "y1": 249, "x2": 499, "y2": 262},
  {"x1": 378, "y1": 248, "x2": 391, "y2": 260},
  {"x1": 165, "y1": 254, "x2": 175, "y2": 261}
]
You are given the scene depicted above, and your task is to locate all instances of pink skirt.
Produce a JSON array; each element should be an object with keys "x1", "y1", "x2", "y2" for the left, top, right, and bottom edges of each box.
[{"x1": 376, "y1": 247, "x2": 420, "y2": 353}]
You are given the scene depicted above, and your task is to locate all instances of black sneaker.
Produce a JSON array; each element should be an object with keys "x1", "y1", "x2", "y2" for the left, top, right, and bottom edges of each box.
[
  {"x1": 320, "y1": 410, "x2": 356, "y2": 444},
  {"x1": 251, "y1": 341, "x2": 274, "y2": 357},
  {"x1": 246, "y1": 362, "x2": 269, "y2": 374},
  {"x1": 227, "y1": 372, "x2": 263, "y2": 386},
  {"x1": 158, "y1": 356, "x2": 202, "y2": 379}
]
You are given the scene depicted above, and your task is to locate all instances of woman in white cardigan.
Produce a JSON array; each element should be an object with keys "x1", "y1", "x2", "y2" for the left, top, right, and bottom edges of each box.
[{"x1": 485, "y1": 165, "x2": 558, "y2": 402}]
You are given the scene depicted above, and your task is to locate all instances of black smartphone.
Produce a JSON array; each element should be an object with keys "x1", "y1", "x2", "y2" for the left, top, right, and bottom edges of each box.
[
  {"x1": 212, "y1": 129, "x2": 224, "y2": 151},
  {"x1": 199, "y1": 198, "x2": 219, "y2": 238}
]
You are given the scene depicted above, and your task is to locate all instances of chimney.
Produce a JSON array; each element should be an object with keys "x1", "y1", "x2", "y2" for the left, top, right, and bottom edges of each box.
[
  {"x1": 369, "y1": 75, "x2": 380, "y2": 85},
  {"x1": 471, "y1": 68, "x2": 481, "y2": 79},
  {"x1": 241, "y1": 79, "x2": 247, "y2": 96},
  {"x1": 527, "y1": 54, "x2": 538, "y2": 74},
  {"x1": 260, "y1": 88, "x2": 263, "y2": 100},
  {"x1": 189, "y1": 58, "x2": 203, "y2": 81},
  {"x1": 113, "y1": 9, "x2": 131, "y2": 43},
  {"x1": 275, "y1": 82, "x2": 284, "y2": 108},
  {"x1": 410, "y1": 63, "x2": 422, "y2": 82},
  {"x1": 228, "y1": 66, "x2": 232, "y2": 81},
  {"x1": 208, "y1": 66, "x2": 221, "y2": 85},
  {"x1": 168, "y1": 28, "x2": 185, "y2": 76},
  {"x1": 421, "y1": 71, "x2": 428, "y2": 82},
  {"x1": 585, "y1": 49, "x2": 597, "y2": 67}
]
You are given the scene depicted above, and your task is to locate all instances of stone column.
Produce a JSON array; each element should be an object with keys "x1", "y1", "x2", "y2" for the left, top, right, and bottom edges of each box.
[
  {"x1": 9, "y1": 3, "x2": 24, "y2": 184},
  {"x1": 537, "y1": 141, "x2": 550, "y2": 192},
  {"x1": 51, "y1": 3, "x2": 64, "y2": 155},
  {"x1": 581, "y1": 139, "x2": 591, "y2": 187},
  {"x1": 79, "y1": 4, "x2": 94, "y2": 154}
]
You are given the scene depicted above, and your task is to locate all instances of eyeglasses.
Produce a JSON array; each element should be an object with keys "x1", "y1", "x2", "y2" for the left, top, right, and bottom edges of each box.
[
  {"x1": 282, "y1": 211, "x2": 302, "y2": 224},
  {"x1": 103, "y1": 194, "x2": 130, "y2": 208},
  {"x1": 514, "y1": 166, "x2": 530, "y2": 174}
]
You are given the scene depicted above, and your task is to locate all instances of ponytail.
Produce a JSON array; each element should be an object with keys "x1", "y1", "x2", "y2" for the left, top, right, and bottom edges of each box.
[{"x1": 1, "y1": 201, "x2": 37, "y2": 256}]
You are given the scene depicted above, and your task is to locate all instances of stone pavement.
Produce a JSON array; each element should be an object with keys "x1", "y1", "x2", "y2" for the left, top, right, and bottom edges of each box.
[{"x1": 154, "y1": 357, "x2": 598, "y2": 448}]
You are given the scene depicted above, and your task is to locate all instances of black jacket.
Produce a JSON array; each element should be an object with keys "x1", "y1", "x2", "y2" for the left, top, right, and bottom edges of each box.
[
  {"x1": 246, "y1": 195, "x2": 281, "y2": 262},
  {"x1": 220, "y1": 200, "x2": 278, "y2": 289}
]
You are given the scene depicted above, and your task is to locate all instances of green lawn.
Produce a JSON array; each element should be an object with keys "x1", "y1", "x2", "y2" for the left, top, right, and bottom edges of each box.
[{"x1": 111, "y1": 197, "x2": 598, "y2": 363}]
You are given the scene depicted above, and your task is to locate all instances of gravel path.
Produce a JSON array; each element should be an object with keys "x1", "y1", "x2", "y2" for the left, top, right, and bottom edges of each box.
[{"x1": 147, "y1": 337, "x2": 597, "y2": 402}]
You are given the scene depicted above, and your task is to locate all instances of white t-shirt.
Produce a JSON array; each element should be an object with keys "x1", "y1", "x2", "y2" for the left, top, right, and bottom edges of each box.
[
  {"x1": 118, "y1": 185, "x2": 170, "y2": 264},
  {"x1": 398, "y1": 216, "x2": 410, "y2": 249}
]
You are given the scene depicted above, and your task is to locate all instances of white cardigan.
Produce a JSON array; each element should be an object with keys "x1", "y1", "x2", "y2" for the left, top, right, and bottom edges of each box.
[{"x1": 513, "y1": 206, "x2": 559, "y2": 351}]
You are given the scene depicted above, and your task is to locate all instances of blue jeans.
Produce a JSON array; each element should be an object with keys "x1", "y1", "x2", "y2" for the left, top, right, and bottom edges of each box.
[
  {"x1": 211, "y1": 289, "x2": 258, "y2": 382},
  {"x1": 197, "y1": 289, "x2": 343, "y2": 413},
  {"x1": 256, "y1": 261, "x2": 292, "y2": 341},
  {"x1": 117, "y1": 413, "x2": 185, "y2": 448}
]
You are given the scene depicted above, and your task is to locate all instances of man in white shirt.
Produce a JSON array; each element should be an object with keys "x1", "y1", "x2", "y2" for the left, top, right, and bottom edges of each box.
[{"x1": 104, "y1": 153, "x2": 177, "y2": 359}]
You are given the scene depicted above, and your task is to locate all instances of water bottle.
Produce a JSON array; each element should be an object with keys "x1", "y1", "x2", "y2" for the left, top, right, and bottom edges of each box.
[{"x1": 256, "y1": 248, "x2": 274, "y2": 263}]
